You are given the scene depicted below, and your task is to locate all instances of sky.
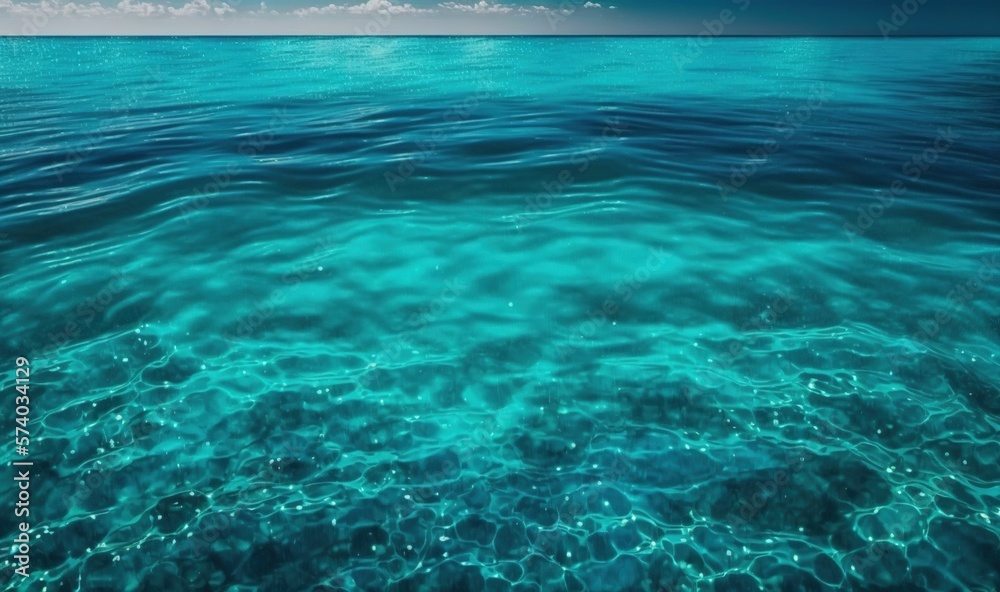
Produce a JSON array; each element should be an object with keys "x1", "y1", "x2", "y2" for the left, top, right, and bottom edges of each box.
[{"x1": 1, "y1": 0, "x2": 998, "y2": 35}]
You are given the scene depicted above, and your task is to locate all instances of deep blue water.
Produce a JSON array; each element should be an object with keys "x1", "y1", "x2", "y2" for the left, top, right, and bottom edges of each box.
[{"x1": 1, "y1": 37, "x2": 999, "y2": 592}]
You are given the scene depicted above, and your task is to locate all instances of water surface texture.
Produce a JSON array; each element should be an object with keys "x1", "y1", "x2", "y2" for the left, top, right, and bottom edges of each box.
[{"x1": 1, "y1": 38, "x2": 1000, "y2": 592}]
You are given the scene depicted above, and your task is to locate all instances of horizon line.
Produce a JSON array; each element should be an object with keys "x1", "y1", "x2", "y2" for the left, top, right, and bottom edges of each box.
[{"x1": 3, "y1": 34, "x2": 1000, "y2": 38}]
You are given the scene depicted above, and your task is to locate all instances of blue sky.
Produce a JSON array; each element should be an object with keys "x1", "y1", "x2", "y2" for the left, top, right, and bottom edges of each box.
[{"x1": 1, "y1": 0, "x2": 998, "y2": 35}]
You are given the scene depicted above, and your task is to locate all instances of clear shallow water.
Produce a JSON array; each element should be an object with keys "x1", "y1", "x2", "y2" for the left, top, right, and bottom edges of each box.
[{"x1": 1, "y1": 37, "x2": 999, "y2": 592}]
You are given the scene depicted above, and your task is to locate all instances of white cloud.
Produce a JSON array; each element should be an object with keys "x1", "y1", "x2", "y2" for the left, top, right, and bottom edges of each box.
[
  {"x1": 349, "y1": 0, "x2": 431, "y2": 14},
  {"x1": 57, "y1": 1, "x2": 114, "y2": 15},
  {"x1": 0, "y1": 0, "x2": 607, "y2": 19},
  {"x1": 292, "y1": 0, "x2": 432, "y2": 16},
  {"x1": 247, "y1": 0, "x2": 277, "y2": 14},
  {"x1": 0, "y1": 0, "x2": 109, "y2": 14},
  {"x1": 438, "y1": 1, "x2": 512, "y2": 14},
  {"x1": 0, "y1": 0, "x2": 237, "y2": 16},
  {"x1": 167, "y1": 0, "x2": 234, "y2": 15},
  {"x1": 436, "y1": 1, "x2": 561, "y2": 14},
  {"x1": 117, "y1": 0, "x2": 166, "y2": 15}
]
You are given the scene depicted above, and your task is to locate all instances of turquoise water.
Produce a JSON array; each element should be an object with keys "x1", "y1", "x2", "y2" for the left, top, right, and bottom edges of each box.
[{"x1": 1, "y1": 37, "x2": 999, "y2": 591}]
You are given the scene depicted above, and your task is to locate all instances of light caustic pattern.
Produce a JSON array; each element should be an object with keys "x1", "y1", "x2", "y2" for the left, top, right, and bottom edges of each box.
[{"x1": 0, "y1": 37, "x2": 999, "y2": 592}]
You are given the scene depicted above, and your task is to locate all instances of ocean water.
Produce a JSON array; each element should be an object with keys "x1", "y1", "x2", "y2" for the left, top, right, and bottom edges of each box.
[{"x1": 1, "y1": 37, "x2": 999, "y2": 592}]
